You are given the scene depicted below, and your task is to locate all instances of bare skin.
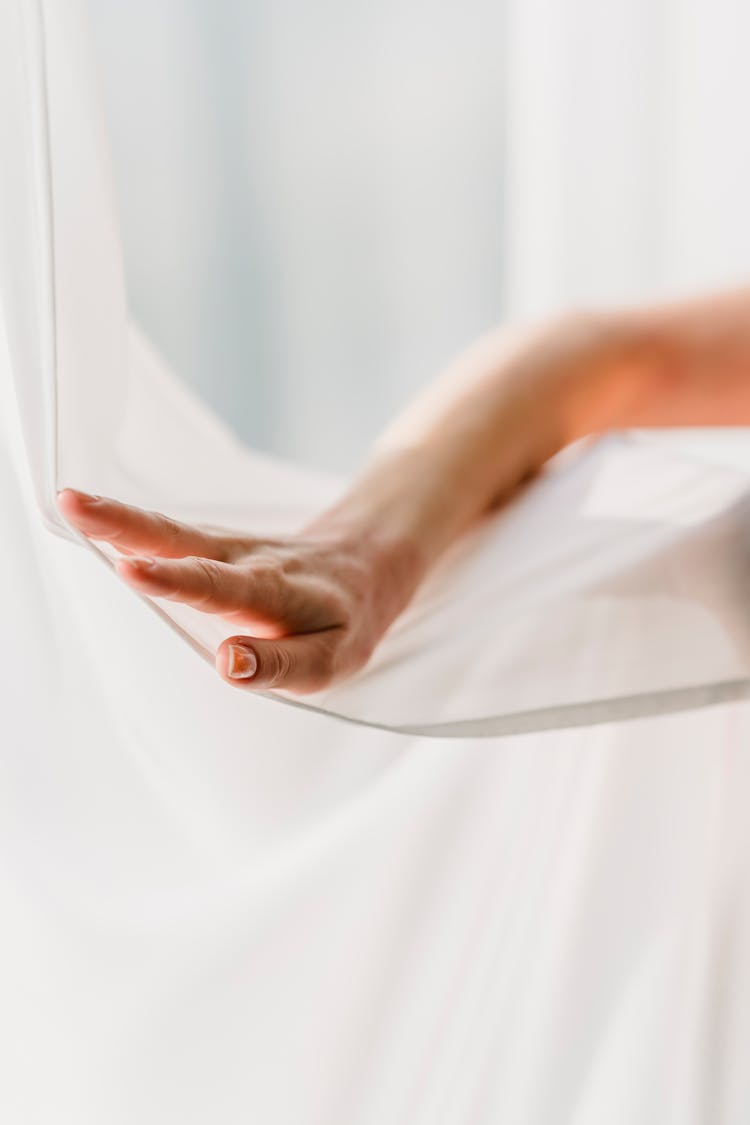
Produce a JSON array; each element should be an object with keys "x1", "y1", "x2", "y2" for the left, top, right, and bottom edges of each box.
[{"x1": 58, "y1": 286, "x2": 750, "y2": 694}]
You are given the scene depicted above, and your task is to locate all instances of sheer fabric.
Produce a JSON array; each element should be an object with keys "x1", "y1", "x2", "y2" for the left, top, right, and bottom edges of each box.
[
  {"x1": 2, "y1": 4, "x2": 750, "y2": 1123},
  {"x1": 4, "y1": 370, "x2": 750, "y2": 1121},
  {"x1": 3, "y1": 0, "x2": 750, "y2": 736}
]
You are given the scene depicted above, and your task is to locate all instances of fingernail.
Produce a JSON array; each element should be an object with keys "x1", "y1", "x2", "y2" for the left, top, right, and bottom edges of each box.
[
  {"x1": 128, "y1": 556, "x2": 156, "y2": 572},
  {"x1": 60, "y1": 488, "x2": 100, "y2": 504},
  {"x1": 227, "y1": 643, "x2": 257, "y2": 680}
]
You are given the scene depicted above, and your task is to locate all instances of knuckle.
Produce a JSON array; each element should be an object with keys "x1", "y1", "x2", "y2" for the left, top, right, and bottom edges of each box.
[
  {"x1": 267, "y1": 645, "x2": 294, "y2": 688},
  {"x1": 249, "y1": 558, "x2": 282, "y2": 587},
  {"x1": 191, "y1": 556, "x2": 222, "y2": 604},
  {"x1": 243, "y1": 561, "x2": 292, "y2": 619},
  {"x1": 247, "y1": 550, "x2": 274, "y2": 567},
  {"x1": 161, "y1": 514, "x2": 183, "y2": 540}
]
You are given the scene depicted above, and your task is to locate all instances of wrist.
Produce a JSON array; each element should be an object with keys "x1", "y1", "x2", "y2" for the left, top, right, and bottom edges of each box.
[{"x1": 305, "y1": 467, "x2": 431, "y2": 614}]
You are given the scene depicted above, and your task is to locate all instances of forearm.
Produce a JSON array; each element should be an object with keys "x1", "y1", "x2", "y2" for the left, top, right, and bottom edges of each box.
[
  {"x1": 311, "y1": 286, "x2": 750, "y2": 585},
  {"x1": 310, "y1": 313, "x2": 650, "y2": 571}
]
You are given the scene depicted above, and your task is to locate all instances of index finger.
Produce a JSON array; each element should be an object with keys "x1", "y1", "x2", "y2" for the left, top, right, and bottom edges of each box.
[{"x1": 57, "y1": 489, "x2": 239, "y2": 560}]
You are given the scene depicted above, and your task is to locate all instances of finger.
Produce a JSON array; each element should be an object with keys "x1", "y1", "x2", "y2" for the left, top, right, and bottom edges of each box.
[
  {"x1": 58, "y1": 489, "x2": 237, "y2": 560},
  {"x1": 216, "y1": 632, "x2": 341, "y2": 694},
  {"x1": 114, "y1": 554, "x2": 299, "y2": 626}
]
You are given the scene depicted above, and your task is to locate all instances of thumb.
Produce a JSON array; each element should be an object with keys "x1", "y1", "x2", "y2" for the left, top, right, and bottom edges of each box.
[{"x1": 216, "y1": 632, "x2": 340, "y2": 694}]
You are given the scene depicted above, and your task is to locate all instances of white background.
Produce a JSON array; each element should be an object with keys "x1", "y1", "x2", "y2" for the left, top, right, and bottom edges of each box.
[{"x1": 87, "y1": 0, "x2": 750, "y2": 472}]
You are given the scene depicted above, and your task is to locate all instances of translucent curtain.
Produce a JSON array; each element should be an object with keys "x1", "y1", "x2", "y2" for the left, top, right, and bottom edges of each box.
[
  {"x1": 3, "y1": 0, "x2": 750, "y2": 737},
  {"x1": 86, "y1": 0, "x2": 508, "y2": 472},
  {"x1": 504, "y1": 0, "x2": 750, "y2": 313},
  {"x1": 3, "y1": 7, "x2": 750, "y2": 1121}
]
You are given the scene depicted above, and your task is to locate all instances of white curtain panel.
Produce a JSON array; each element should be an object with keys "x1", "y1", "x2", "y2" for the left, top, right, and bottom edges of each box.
[
  {"x1": 2, "y1": 1, "x2": 750, "y2": 1121},
  {"x1": 86, "y1": 0, "x2": 508, "y2": 471},
  {"x1": 86, "y1": 0, "x2": 750, "y2": 463},
  {"x1": 4, "y1": 0, "x2": 750, "y2": 736},
  {"x1": 505, "y1": 0, "x2": 750, "y2": 313}
]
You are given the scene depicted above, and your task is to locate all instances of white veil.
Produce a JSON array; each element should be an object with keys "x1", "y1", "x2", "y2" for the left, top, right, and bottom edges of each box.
[{"x1": 3, "y1": 0, "x2": 750, "y2": 737}]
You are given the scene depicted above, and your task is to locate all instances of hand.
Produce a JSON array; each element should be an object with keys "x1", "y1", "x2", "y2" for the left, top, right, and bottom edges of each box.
[
  {"x1": 54, "y1": 311, "x2": 662, "y2": 698},
  {"x1": 57, "y1": 490, "x2": 422, "y2": 694},
  {"x1": 55, "y1": 317, "x2": 623, "y2": 699},
  {"x1": 56, "y1": 293, "x2": 750, "y2": 700}
]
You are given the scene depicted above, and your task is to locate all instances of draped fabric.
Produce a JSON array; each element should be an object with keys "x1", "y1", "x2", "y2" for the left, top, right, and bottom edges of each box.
[
  {"x1": 2, "y1": 1, "x2": 750, "y2": 1121},
  {"x1": 4, "y1": 0, "x2": 750, "y2": 736},
  {"x1": 85, "y1": 0, "x2": 509, "y2": 470},
  {"x1": 85, "y1": 0, "x2": 750, "y2": 466},
  {"x1": 504, "y1": 0, "x2": 750, "y2": 314}
]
